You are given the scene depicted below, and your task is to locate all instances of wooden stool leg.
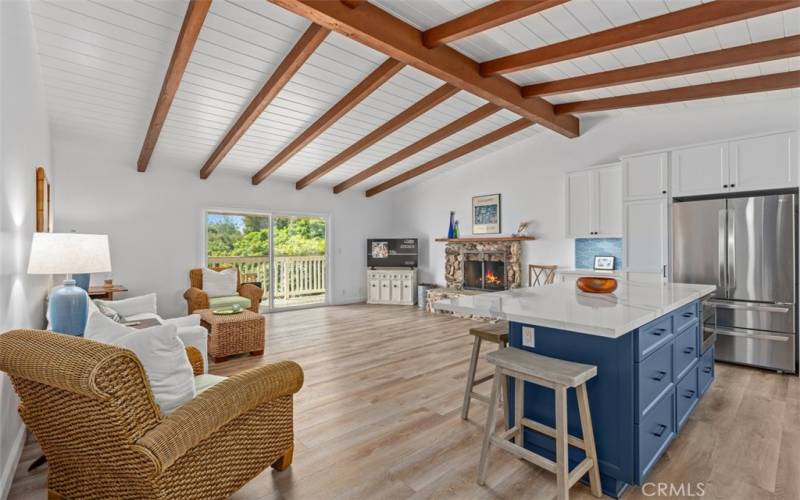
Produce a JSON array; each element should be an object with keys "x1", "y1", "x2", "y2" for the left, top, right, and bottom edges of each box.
[
  {"x1": 500, "y1": 373, "x2": 510, "y2": 431},
  {"x1": 554, "y1": 386, "x2": 569, "y2": 500},
  {"x1": 461, "y1": 336, "x2": 482, "y2": 420},
  {"x1": 477, "y1": 367, "x2": 501, "y2": 486},
  {"x1": 514, "y1": 377, "x2": 525, "y2": 445},
  {"x1": 577, "y1": 384, "x2": 602, "y2": 498}
]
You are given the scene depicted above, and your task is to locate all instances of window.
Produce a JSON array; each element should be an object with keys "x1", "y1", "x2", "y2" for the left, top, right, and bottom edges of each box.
[{"x1": 205, "y1": 211, "x2": 327, "y2": 310}]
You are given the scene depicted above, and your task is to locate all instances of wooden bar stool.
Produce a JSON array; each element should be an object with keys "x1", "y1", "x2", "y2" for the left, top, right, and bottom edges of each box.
[
  {"x1": 462, "y1": 322, "x2": 508, "y2": 421},
  {"x1": 478, "y1": 348, "x2": 602, "y2": 500}
]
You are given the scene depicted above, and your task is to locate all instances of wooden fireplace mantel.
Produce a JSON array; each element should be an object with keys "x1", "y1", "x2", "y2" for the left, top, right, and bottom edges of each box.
[{"x1": 434, "y1": 236, "x2": 535, "y2": 243}]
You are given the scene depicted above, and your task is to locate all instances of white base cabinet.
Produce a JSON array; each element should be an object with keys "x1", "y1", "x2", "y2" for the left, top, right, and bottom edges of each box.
[{"x1": 367, "y1": 268, "x2": 417, "y2": 305}]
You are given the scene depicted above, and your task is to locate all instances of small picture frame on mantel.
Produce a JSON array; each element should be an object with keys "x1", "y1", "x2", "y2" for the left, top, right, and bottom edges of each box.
[
  {"x1": 472, "y1": 194, "x2": 501, "y2": 235},
  {"x1": 593, "y1": 255, "x2": 615, "y2": 271}
]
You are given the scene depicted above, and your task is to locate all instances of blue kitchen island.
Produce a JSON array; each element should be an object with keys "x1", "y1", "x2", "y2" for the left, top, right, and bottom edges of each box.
[{"x1": 435, "y1": 280, "x2": 716, "y2": 498}]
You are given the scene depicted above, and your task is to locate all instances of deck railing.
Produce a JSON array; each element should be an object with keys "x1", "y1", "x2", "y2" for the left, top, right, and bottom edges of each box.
[{"x1": 207, "y1": 255, "x2": 326, "y2": 301}]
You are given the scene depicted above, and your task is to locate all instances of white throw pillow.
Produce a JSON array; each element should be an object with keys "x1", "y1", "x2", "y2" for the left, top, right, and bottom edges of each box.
[
  {"x1": 202, "y1": 268, "x2": 237, "y2": 298},
  {"x1": 84, "y1": 312, "x2": 196, "y2": 414},
  {"x1": 95, "y1": 293, "x2": 158, "y2": 319}
]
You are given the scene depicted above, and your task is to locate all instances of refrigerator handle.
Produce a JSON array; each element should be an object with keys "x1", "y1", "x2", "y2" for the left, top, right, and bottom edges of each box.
[
  {"x1": 718, "y1": 209, "x2": 727, "y2": 293},
  {"x1": 727, "y1": 208, "x2": 735, "y2": 292}
]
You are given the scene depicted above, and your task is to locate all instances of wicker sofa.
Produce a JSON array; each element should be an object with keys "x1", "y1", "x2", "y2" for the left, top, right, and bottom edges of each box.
[
  {"x1": 0, "y1": 329, "x2": 303, "y2": 500},
  {"x1": 184, "y1": 268, "x2": 263, "y2": 314}
]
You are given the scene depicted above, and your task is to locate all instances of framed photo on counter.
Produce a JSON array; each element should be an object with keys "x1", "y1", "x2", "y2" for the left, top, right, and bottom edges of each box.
[{"x1": 593, "y1": 255, "x2": 616, "y2": 271}]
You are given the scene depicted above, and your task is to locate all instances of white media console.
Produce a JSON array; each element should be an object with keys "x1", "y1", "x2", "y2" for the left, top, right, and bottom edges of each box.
[{"x1": 367, "y1": 268, "x2": 417, "y2": 305}]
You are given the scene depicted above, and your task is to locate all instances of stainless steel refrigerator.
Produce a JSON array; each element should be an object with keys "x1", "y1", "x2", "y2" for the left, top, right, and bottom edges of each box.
[{"x1": 672, "y1": 192, "x2": 797, "y2": 373}]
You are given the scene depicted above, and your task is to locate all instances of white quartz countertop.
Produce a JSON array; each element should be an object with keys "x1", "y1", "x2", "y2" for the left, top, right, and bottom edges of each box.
[
  {"x1": 433, "y1": 281, "x2": 716, "y2": 338},
  {"x1": 558, "y1": 268, "x2": 622, "y2": 276}
]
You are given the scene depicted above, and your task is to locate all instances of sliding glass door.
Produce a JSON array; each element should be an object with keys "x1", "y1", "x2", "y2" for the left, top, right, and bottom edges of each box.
[{"x1": 205, "y1": 211, "x2": 327, "y2": 311}]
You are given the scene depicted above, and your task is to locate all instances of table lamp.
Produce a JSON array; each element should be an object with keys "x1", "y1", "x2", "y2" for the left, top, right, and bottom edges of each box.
[{"x1": 28, "y1": 233, "x2": 112, "y2": 335}]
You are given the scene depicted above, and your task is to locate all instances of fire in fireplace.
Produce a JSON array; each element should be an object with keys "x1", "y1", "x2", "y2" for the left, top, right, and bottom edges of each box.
[{"x1": 464, "y1": 259, "x2": 506, "y2": 291}]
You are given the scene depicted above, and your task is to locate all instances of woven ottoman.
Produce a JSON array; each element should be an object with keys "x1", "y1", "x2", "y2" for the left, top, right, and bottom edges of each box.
[{"x1": 197, "y1": 309, "x2": 265, "y2": 362}]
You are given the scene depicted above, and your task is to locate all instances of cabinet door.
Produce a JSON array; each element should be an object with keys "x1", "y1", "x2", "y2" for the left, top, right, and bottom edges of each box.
[
  {"x1": 566, "y1": 171, "x2": 593, "y2": 237},
  {"x1": 623, "y1": 153, "x2": 668, "y2": 200},
  {"x1": 390, "y1": 279, "x2": 401, "y2": 302},
  {"x1": 624, "y1": 199, "x2": 668, "y2": 276},
  {"x1": 401, "y1": 280, "x2": 414, "y2": 303},
  {"x1": 595, "y1": 165, "x2": 622, "y2": 236},
  {"x1": 671, "y1": 142, "x2": 728, "y2": 197},
  {"x1": 730, "y1": 132, "x2": 795, "y2": 192},
  {"x1": 368, "y1": 279, "x2": 380, "y2": 302},
  {"x1": 379, "y1": 280, "x2": 391, "y2": 301}
]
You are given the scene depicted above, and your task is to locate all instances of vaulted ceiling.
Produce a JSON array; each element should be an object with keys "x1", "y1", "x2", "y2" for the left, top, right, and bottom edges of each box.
[{"x1": 33, "y1": 0, "x2": 800, "y2": 196}]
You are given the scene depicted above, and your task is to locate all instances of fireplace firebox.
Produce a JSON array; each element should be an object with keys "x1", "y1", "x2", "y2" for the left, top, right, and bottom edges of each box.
[{"x1": 464, "y1": 259, "x2": 506, "y2": 291}]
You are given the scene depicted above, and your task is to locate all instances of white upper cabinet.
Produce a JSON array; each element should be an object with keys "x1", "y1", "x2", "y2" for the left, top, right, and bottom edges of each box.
[
  {"x1": 670, "y1": 132, "x2": 796, "y2": 197},
  {"x1": 622, "y1": 153, "x2": 668, "y2": 200},
  {"x1": 595, "y1": 166, "x2": 623, "y2": 236},
  {"x1": 566, "y1": 164, "x2": 622, "y2": 238},
  {"x1": 729, "y1": 132, "x2": 795, "y2": 193},
  {"x1": 671, "y1": 142, "x2": 728, "y2": 198}
]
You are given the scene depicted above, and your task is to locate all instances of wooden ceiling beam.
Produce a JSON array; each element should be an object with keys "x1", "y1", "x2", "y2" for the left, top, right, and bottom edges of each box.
[
  {"x1": 137, "y1": 0, "x2": 211, "y2": 172},
  {"x1": 422, "y1": 0, "x2": 567, "y2": 48},
  {"x1": 554, "y1": 71, "x2": 800, "y2": 114},
  {"x1": 334, "y1": 102, "x2": 500, "y2": 193},
  {"x1": 523, "y1": 35, "x2": 800, "y2": 97},
  {"x1": 294, "y1": 83, "x2": 459, "y2": 189},
  {"x1": 199, "y1": 24, "x2": 329, "y2": 179},
  {"x1": 251, "y1": 58, "x2": 403, "y2": 185},
  {"x1": 481, "y1": 0, "x2": 800, "y2": 76},
  {"x1": 269, "y1": 0, "x2": 579, "y2": 138},
  {"x1": 365, "y1": 118, "x2": 533, "y2": 197}
]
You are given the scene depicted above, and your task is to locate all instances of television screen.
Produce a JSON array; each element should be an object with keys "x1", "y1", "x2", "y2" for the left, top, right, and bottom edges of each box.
[{"x1": 367, "y1": 238, "x2": 418, "y2": 268}]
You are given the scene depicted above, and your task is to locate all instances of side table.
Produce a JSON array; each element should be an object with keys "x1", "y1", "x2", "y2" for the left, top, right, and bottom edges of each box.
[{"x1": 197, "y1": 309, "x2": 265, "y2": 362}]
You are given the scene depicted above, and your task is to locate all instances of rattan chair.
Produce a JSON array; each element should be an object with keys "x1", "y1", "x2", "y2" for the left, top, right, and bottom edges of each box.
[
  {"x1": 0, "y1": 329, "x2": 303, "y2": 500},
  {"x1": 529, "y1": 264, "x2": 558, "y2": 287},
  {"x1": 184, "y1": 267, "x2": 263, "y2": 314}
]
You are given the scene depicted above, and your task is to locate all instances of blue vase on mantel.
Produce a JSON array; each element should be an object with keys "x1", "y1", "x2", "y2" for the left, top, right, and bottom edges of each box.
[{"x1": 448, "y1": 211, "x2": 455, "y2": 239}]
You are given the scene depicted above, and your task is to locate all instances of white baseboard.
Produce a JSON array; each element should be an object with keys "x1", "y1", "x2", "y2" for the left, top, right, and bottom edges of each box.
[
  {"x1": 333, "y1": 296, "x2": 367, "y2": 305},
  {"x1": 0, "y1": 424, "x2": 26, "y2": 500}
]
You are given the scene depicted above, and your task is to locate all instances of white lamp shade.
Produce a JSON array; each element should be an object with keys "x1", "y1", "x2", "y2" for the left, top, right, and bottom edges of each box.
[{"x1": 28, "y1": 233, "x2": 112, "y2": 275}]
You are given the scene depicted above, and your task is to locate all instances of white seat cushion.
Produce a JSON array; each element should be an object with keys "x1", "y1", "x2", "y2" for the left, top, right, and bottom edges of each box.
[
  {"x1": 84, "y1": 312, "x2": 196, "y2": 414},
  {"x1": 194, "y1": 374, "x2": 226, "y2": 394},
  {"x1": 202, "y1": 268, "x2": 237, "y2": 298}
]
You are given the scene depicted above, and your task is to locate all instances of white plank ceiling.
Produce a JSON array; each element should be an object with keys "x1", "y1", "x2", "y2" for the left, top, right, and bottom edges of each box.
[{"x1": 32, "y1": 0, "x2": 800, "y2": 191}]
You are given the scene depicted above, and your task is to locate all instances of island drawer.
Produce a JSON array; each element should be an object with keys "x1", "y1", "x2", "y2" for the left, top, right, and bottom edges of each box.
[
  {"x1": 673, "y1": 322, "x2": 699, "y2": 380},
  {"x1": 637, "y1": 316, "x2": 674, "y2": 361},
  {"x1": 698, "y1": 346, "x2": 715, "y2": 396},
  {"x1": 676, "y1": 364, "x2": 699, "y2": 431},
  {"x1": 674, "y1": 302, "x2": 698, "y2": 333},
  {"x1": 637, "y1": 342, "x2": 674, "y2": 421},
  {"x1": 636, "y1": 386, "x2": 675, "y2": 482}
]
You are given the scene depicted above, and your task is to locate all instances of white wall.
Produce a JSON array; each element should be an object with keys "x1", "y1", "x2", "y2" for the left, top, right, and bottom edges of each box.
[
  {"x1": 389, "y1": 98, "x2": 800, "y2": 286},
  {"x1": 53, "y1": 131, "x2": 396, "y2": 318},
  {"x1": 0, "y1": 1, "x2": 53, "y2": 497}
]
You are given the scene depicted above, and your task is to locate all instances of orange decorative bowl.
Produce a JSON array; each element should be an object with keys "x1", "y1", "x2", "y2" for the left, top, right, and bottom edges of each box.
[{"x1": 576, "y1": 277, "x2": 618, "y2": 294}]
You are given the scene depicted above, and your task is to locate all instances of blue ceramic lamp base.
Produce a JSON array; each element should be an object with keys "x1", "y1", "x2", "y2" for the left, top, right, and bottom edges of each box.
[{"x1": 49, "y1": 279, "x2": 88, "y2": 336}]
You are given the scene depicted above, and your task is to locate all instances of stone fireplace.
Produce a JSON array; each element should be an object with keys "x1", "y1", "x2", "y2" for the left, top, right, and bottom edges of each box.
[{"x1": 443, "y1": 239, "x2": 523, "y2": 290}]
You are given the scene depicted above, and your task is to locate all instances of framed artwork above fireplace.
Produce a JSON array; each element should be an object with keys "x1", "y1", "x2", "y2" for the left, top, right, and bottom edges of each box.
[{"x1": 472, "y1": 194, "x2": 500, "y2": 234}]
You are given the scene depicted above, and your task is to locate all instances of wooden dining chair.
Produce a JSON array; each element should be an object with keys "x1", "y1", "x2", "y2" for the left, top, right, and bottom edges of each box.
[{"x1": 529, "y1": 264, "x2": 558, "y2": 287}]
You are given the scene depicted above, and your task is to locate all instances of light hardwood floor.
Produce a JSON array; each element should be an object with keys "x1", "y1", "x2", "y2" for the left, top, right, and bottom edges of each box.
[{"x1": 8, "y1": 304, "x2": 800, "y2": 499}]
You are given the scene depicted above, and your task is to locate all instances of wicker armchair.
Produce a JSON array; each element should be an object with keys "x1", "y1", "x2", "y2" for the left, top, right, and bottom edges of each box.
[
  {"x1": 0, "y1": 329, "x2": 303, "y2": 500},
  {"x1": 184, "y1": 268, "x2": 262, "y2": 314}
]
